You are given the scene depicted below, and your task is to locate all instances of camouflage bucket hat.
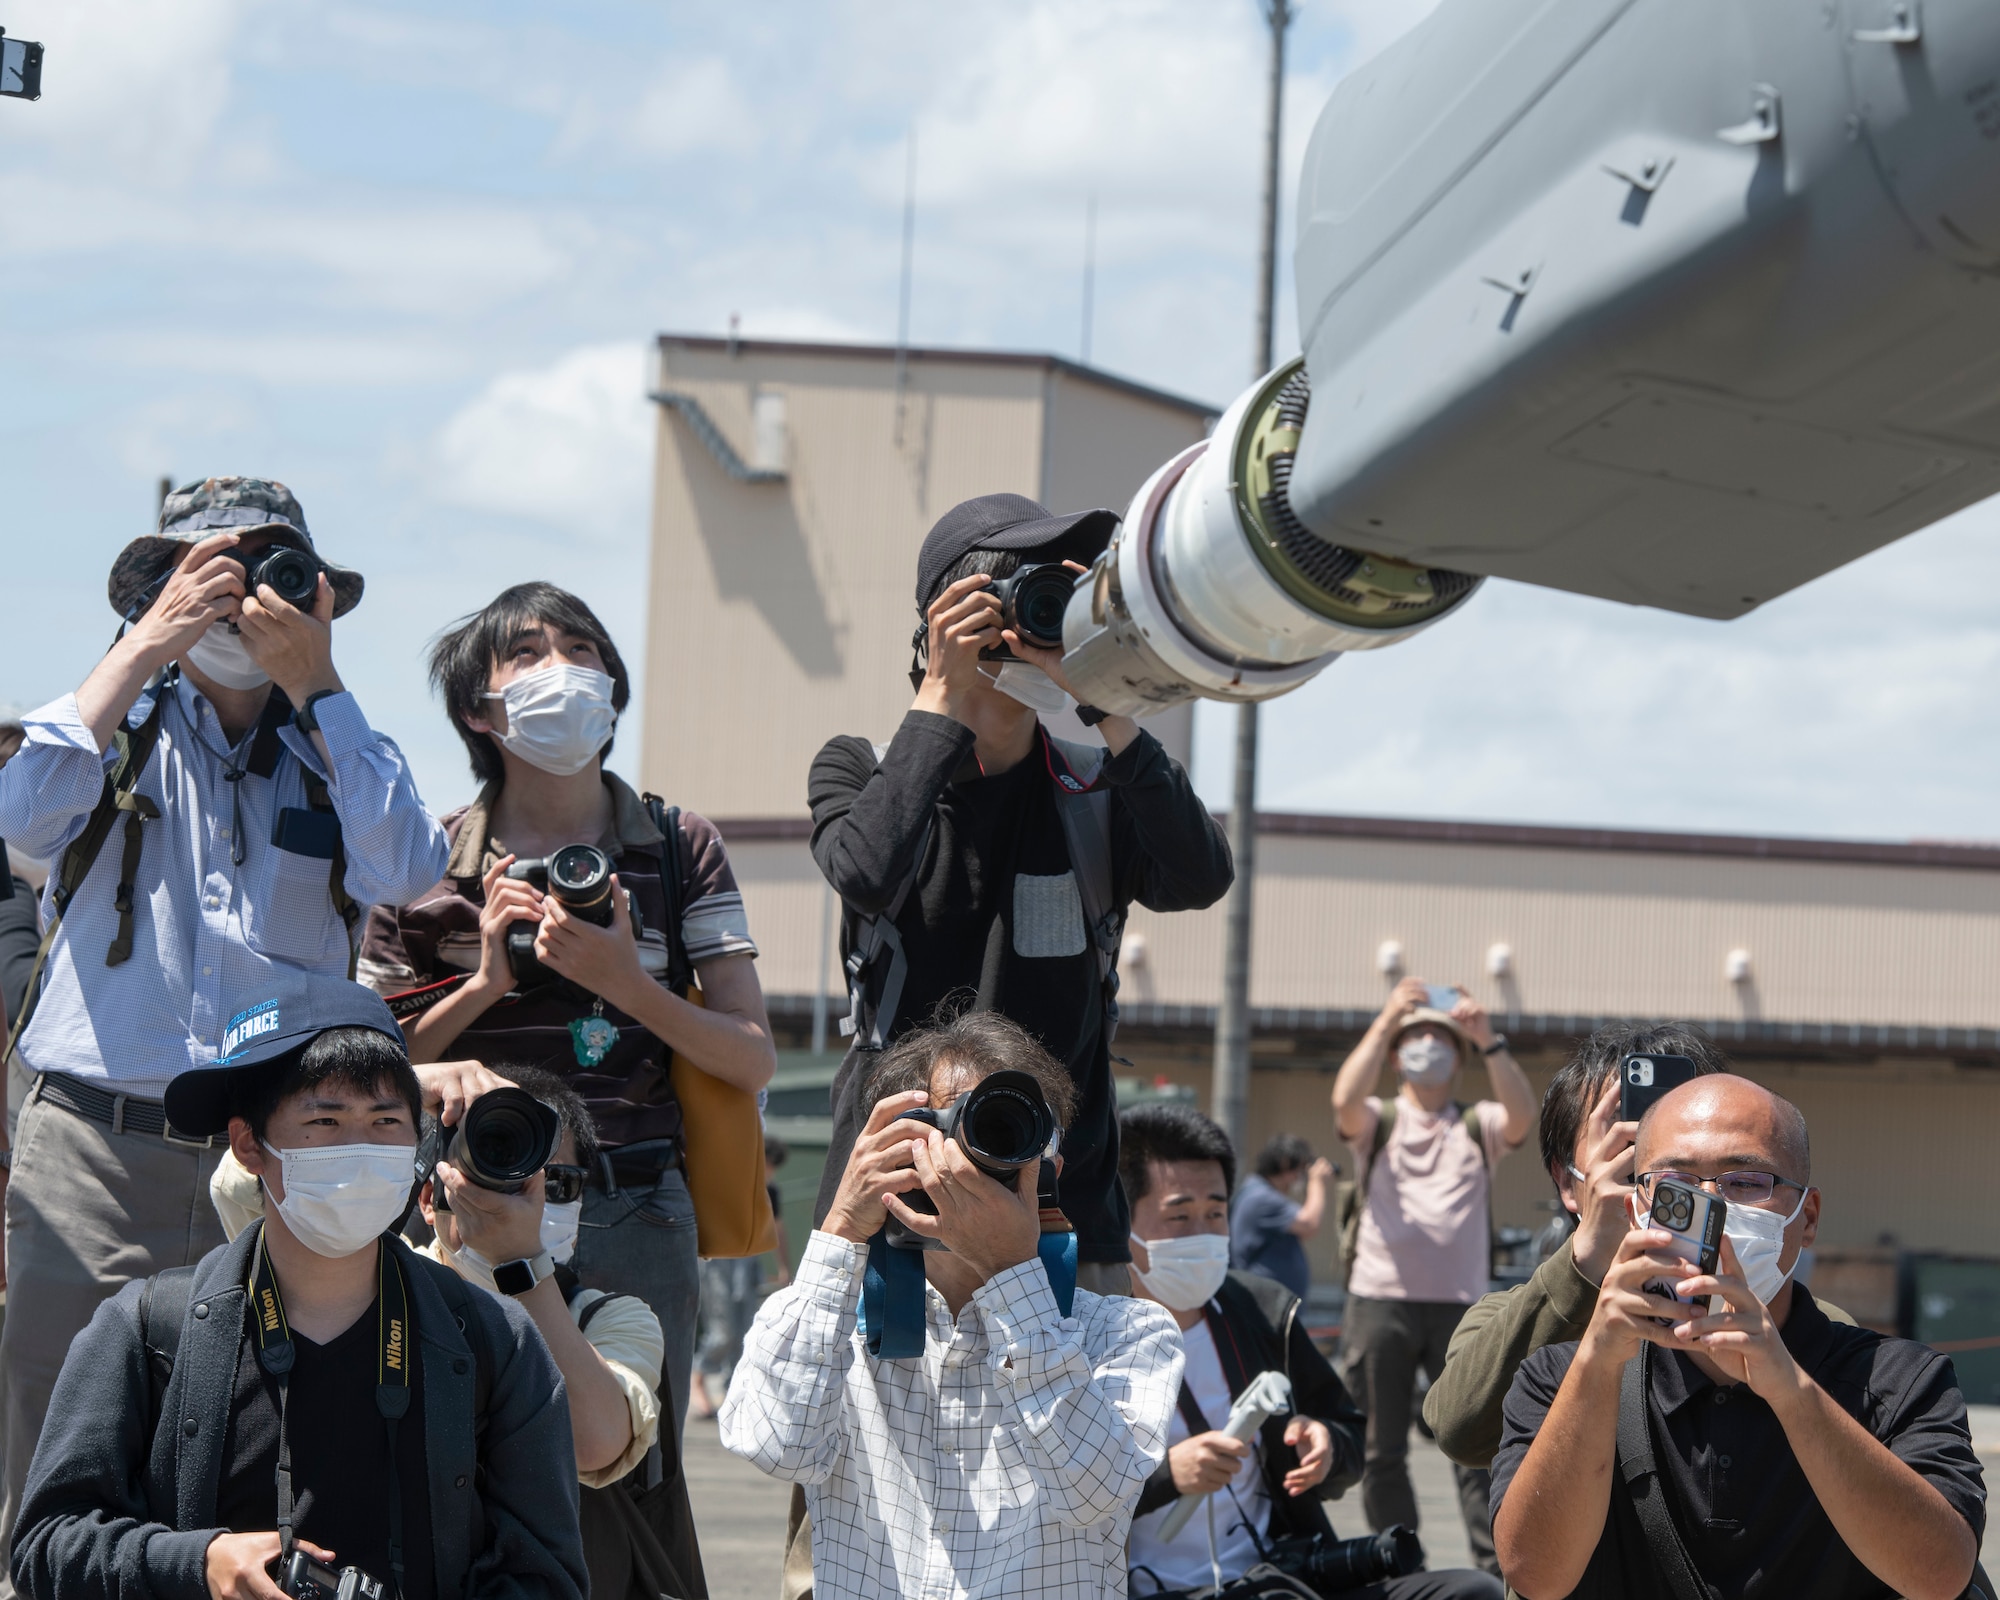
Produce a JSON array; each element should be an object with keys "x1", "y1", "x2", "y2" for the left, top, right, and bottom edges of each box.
[{"x1": 107, "y1": 476, "x2": 365, "y2": 622}]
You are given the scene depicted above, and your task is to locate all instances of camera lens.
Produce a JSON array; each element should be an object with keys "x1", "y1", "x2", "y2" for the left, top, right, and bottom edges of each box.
[
  {"x1": 449, "y1": 1086, "x2": 561, "y2": 1191},
  {"x1": 247, "y1": 546, "x2": 320, "y2": 606},
  {"x1": 955, "y1": 1071, "x2": 1055, "y2": 1172},
  {"x1": 1284, "y1": 1525, "x2": 1423, "y2": 1588},
  {"x1": 547, "y1": 843, "x2": 615, "y2": 925},
  {"x1": 1002, "y1": 565, "x2": 1076, "y2": 650}
]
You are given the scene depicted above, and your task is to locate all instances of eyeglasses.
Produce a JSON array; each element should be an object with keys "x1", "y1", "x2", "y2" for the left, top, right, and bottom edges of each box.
[
  {"x1": 544, "y1": 1164, "x2": 587, "y2": 1205},
  {"x1": 1636, "y1": 1169, "x2": 1806, "y2": 1207}
]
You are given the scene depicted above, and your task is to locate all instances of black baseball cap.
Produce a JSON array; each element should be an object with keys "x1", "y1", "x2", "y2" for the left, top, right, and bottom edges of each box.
[
  {"x1": 914, "y1": 494, "x2": 1119, "y2": 613},
  {"x1": 164, "y1": 974, "x2": 407, "y2": 1138}
]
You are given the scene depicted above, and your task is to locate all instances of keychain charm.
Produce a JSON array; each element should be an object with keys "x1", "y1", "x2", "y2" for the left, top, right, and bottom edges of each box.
[{"x1": 570, "y1": 1008, "x2": 619, "y2": 1067}]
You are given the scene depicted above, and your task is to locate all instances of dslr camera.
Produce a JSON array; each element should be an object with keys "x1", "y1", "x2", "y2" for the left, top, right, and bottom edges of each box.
[
  {"x1": 1265, "y1": 1525, "x2": 1423, "y2": 1595},
  {"x1": 885, "y1": 1069, "x2": 1056, "y2": 1250},
  {"x1": 278, "y1": 1551, "x2": 383, "y2": 1600},
  {"x1": 503, "y1": 843, "x2": 638, "y2": 987},
  {"x1": 982, "y1": 563, "x2": 1077, "y2": 657},
  {"x1": 421, "y1": 1086, "x2": 562, "y2": 1202},
  {"x1": 232, "y1": 542, "x2": 329, "y2": 609}
]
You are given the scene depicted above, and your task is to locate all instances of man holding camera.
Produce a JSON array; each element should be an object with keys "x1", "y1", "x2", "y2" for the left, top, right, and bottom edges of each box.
[
  {"x1": 1329, "y1": 979, "x2": 1534, "y2": 1571},
  {"x1": 1120, "y1": 1101, "x2": 1501, "y2": 1600},
  {"x1": 809, "y1": 494, "x2": 1233, "y2": 1292},
  {"x1": 11, "y1": 974, "x2": 585, "y2": 1600},
  {"x1": 361, "y1": 581, "x2": 776, "y2": 1433},
  {"x1": 720, "y1": 1011, "x2": 1184, "y2": 1600},
  {"x1": 1491, "y1": 1074, "x2": 1986, "y2": 1600},
  {"x1": 0, "y1": 478, "x2": 452, "y2": 1579}
]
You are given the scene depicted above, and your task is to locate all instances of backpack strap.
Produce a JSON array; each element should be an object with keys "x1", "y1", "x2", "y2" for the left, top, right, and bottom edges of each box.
[
  {"x1": 642, "y1": 795, "x2": 693, "y2": 996},
  {"x1": 4, "y1": 691, "x2": 168, "y2": 1062},
  {"x1": 1047, "y1": 735, "x2": 1123, "y2": 1044},
  {"x1": 139, "y1": 1264, "x2": 200, "y2": 1444},
  {"x1": 575, "y1": 1289, "x2": 639, "y2": 1336},
  {"x1": 1616, "y1": 1345, "x2": 1711, "y2": 1600},
  {"x1": 300, "y1": 770, "x2": 357, "y2": 980}
]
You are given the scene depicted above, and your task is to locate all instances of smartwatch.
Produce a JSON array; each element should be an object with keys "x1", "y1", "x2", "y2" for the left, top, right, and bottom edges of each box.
[
  {"x1": 491, "y1": 1252, "x2": 556, "y2": 1297},
  {"x1": 293, "y1": 689, "x2": 343, "y2": 734}
]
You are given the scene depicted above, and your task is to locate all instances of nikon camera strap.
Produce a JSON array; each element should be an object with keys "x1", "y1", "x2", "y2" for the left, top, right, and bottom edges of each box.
[{"x1": 250, "y1": 1228, "x2": 413, "y2": 1599}]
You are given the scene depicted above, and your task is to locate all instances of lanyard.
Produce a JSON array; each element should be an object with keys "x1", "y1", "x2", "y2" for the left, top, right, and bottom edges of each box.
[{"x1": 249, "y1": 1229, "x2": 413, "y2": 1598}]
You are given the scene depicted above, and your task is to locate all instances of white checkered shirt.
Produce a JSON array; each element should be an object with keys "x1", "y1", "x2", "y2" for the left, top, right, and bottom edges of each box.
[{"x1": 719, "y1": 1230, "x2": 1184, "y2": 1600}]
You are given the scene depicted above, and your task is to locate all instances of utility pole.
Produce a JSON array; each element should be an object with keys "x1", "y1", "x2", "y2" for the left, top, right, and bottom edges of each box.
[{"x1": 1212, "y1": 0, "x2": 1290, "y2": 1154}]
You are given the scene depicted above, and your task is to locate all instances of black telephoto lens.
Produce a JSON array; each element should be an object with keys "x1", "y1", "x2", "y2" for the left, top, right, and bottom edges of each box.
[
  {"x1": 1272, "y1": 1525, "x2": 1423, "y2": 1591},
  {"x1": 448, "y1": 1086, "x2": 561, "y2": 1192}
]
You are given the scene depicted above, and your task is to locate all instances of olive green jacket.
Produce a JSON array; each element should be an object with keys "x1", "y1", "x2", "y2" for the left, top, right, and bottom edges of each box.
[{"x1": 1422, "y1": 1235, "x2": 1856, "y2": 1470}]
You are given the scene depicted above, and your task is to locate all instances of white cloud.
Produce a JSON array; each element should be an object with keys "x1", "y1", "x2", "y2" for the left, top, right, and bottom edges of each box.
[
  {"x1": 629, "y1": 56, "x2": 756, "y2": 160},
  {"x1": 430, "y1": 342, "x2": 653, "y2": 539}
]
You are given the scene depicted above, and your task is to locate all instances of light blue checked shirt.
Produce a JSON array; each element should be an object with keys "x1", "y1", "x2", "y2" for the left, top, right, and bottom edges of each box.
[{"x1": 0, "y1": 674, "x2": 447, "y2": 1098}]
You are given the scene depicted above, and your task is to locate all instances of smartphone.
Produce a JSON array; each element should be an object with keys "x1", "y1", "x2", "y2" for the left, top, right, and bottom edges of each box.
[
  {"x1": 271, "y1": 806, "x2": 341, "y2": 860},
  {"x1": 1619, "y1": 1053, "x2": 1699, "y2": 1123},
  {"x1": 1641, "y1": 1176, "x2": 1724, "y2": 1316},
  {"x1": 1423, "y1": 983, "x2": 1460, "y2": 1013}
]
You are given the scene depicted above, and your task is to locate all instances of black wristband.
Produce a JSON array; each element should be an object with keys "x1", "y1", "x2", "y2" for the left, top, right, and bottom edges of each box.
[
  {"x1": 293, "y1": 689, "x2": 342, "y2": 734},
  {"x1": 1075, "y1": 705, "x2": 1111, "y2": 727},
  {"x1": 1483, "y1": 1034, "x2": 1510, "y2": 1057}
]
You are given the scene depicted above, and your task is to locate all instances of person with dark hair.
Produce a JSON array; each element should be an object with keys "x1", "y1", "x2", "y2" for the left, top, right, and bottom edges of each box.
[
  {"x1": 11, "y1": 973, "x2": 585, "y2": 1600},
  {"x1": 1492, "y1": 1076, "x2": 1985, "y2": 1600},
  {"x1": 1229, "y1": 1132, "x2": 1334, "y2": 1299},
  {"x1": 359, "y1": 581, "x2": 777, "y2": 1432},
  {"x1": 0, "y1": 479, "x2": 454, "y2": 1581},
  {"x1": 1120, "y1": 1101, "x2": 1500, "y2": 1600},
  {"x1": 807, "y1": 494, "x2": 1233, "y2": 1300},
  {"x1": 1328, "y1": 978, "x2": 1535, "y2": 1574},
  {"x1": 720, "y1": 1011, "x2": 1183, "y2": 1600},
  {"x1": 1420, "y1": 1021, "x2": 1864, "y2": 1473}
]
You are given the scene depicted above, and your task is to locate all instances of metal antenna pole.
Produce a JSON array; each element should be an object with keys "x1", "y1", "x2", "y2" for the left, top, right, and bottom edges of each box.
[
  {"x1": 892, "y1": 127, "x2": 918, "y2": 447},
  {"x1": 1212, "y1": 0, "x2": 1290, "y2": 1154}
]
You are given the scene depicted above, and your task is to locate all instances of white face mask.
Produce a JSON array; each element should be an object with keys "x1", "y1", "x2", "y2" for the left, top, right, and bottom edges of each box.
[
  {"x1": 1398, "y1": 1034, "x2": 1458, "y2": 1087},
  {"x1": 978, "y1": 661, "x2": 1075, "y2": 717},
  {"x1": 1130, "y1": 1231, "x2": 1232, "y2": 1311},
  {"x1": 185, "y1": 623, "x2": 271, "y2": 690},
  {"x1": 482, "y1": 664, "x2": 616, "y2": 776},
  {"x1": 262, "y1": 1140, "x2": 416, "y2": 1259},
  {"x1": 1636, "y1": 1185, "x2": 1807, "y2": 1305},
  {"x1": 541, "y1": 1199, "x2": 582, "y2": 1264}
]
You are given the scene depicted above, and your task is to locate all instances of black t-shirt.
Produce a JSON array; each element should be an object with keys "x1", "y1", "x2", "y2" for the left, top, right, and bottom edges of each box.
[
  {"x1": 1489, "y1": 1288, "x2": 1986, "y2": 1599},
  {"x1": 216, "y1": 1296, "x2": 435, "y2": 1600},
  {"x1": 807, "y1": 712, "x2": 1233, "y2": 1262}
]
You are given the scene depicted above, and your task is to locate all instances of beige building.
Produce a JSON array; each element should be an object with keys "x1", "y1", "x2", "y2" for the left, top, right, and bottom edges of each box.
[
  {"x1": 642, "y1": 331, "x2": 2000, "y2": 1384},
  {"x1": 639, "y1": 333, "x2": 1212, "y2": 820}
]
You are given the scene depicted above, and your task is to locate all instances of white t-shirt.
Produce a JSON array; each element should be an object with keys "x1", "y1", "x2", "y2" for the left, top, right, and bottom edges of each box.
[{"x1": 1127, "y1": 1320, "x2": 1271, "y2": 1593}]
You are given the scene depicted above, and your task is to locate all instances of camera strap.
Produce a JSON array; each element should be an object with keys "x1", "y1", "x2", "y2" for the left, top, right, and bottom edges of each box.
[
  {"x1": 858, "y1": 1220, "x2": 1078, "y2": 1359},
  {"x1": 250, "y1": 1229, "x2": 413, "y2": 1598}
]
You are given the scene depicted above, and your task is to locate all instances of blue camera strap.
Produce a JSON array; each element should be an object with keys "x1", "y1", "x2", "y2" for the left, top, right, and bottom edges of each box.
[{"x1": 859, "y1": 1228, "x2": 1079, "y2": 1358}]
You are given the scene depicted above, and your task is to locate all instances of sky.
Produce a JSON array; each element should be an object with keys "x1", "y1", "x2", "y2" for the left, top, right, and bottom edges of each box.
[{"x1": 3, "y1": 0, "x2": 1997, "y2": 844}]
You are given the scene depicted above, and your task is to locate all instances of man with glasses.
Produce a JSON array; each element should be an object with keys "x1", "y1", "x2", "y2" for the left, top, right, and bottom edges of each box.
[{"x1": 1490, "y1": 1074, "x2": 1987, "y2": 1600}]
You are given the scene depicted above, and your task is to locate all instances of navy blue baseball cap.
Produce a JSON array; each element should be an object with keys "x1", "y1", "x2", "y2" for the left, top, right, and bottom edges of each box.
[
  {"x1": 164, "y1": 974, "x2": 406, "y2": 1138},
  {"x1": 914, "y1": 494, "x2": 1119, "y2": 613}
]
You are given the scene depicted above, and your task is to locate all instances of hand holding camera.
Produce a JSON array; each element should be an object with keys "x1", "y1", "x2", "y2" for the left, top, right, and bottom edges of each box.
[
  {"x1": 1668, "y1": 1235, "x2": 1804, "y2": 1401},
  {"x1": 232, "y1": 558, "x2": 342, "y2": 709},
  {"x1": 912, "y1": 573, "x2": 1006, "y2": 718},
  {"x1": 129, "y1": 532, "x2": 248, "y2": 669},
  {"x1": 202, "y1": 1530, "x2": 337, "y2": 1600},
  {"x1": 1580, "y1": 1225, "x2": 1704, "y2": 1367},
  {"x1": 880, "y1": 1126, "x2": 1042, "y2": 1283}
]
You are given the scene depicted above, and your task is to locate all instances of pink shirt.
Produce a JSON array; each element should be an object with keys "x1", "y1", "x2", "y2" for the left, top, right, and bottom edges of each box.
[{"x1": 1345, "y1": 1095, "x2": 1515, "y2": 1304}]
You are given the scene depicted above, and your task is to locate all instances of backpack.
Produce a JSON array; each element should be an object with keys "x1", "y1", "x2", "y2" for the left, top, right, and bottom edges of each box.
[
  {"x1": 1332, "y1": 1099, "x2": 1490, "y2": 1290},
  {"x1": 4, "y1": 681, "x2": 356, "y2": 1065},
  {"x1": 838, "y1": 731, "x2": 1123, "y2": 1052},
  {"x1": 564, "y1": 1285, "x2": 708, "y2": 1600}
]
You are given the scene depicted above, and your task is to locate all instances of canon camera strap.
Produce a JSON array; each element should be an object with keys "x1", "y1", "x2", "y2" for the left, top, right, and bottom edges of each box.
[
  {"x1": 858, "y1": 1156, "x2": 1078, "y2": 1359},
  {"x1": 249, "y1": 1228, "x2": 413, "y2": 1599}
]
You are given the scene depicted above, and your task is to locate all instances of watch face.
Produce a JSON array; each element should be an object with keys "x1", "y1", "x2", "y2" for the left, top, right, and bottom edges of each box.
[{"x1": 493, "y1": 1259, "x2": 537, "y2": 1296}]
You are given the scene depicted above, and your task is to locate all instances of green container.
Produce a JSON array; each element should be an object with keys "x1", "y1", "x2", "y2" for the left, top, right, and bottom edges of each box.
[
  {"x1": 1902, "y1": 1254, "x2": 2000, "y2": 1406},
  {"x1": 763, "y1": 1052, "x2": 839, "y2": 1276}
]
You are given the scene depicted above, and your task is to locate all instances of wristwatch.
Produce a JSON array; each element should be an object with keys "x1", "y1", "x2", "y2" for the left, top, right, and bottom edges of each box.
[
  {"x1": 491, "y1": 1252, "x2": 556, "y2": 1297},
  {"x1": 1482, "y1": 1034, "x2": 1511, "y2": 1057},
  {"x1": 293, "y1": 689, "x2": 343, "y2": 734}
]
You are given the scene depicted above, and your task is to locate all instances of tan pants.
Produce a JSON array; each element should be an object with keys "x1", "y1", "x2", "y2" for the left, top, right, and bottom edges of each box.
[{"x1": 0, "y1": 1080, "x2": 225, "y2": 1593}]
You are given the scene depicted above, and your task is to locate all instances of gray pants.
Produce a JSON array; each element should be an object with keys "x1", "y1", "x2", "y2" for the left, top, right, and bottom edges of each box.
[
  {"x1": 572, "y1": 1167, "x2": 700, "y2": 1439},
  {"x1": 694, "y1": 1255, "x2": 761, "y2": 1387},
  {"x1": 0, "y1": 1083, "x2": 226, "y2": 1593},
  {"x1": 1341, "y1": 1295, "x2": 1499, "y2": 1577}
]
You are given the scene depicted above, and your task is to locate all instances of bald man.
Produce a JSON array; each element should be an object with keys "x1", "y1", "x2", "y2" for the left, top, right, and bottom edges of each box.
[{"x1": 1489, "y1": 1076, "x2": 1987, "y2": 1600}]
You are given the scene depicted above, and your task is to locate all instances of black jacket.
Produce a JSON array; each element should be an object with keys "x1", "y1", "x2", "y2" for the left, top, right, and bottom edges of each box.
[
  {"x1": 808, "y1": 711, "x2": 1232, "y2": 1260},
  {"x1": 12, "y1": 1226, "x2": 588, "y2": 1600},
  {"x1": 0, "y1": 870, "x2": 38, "y2": 1035},
  {"x1": 1134, "y1": 1270, "x2": 1367, "y2": 1540}
]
